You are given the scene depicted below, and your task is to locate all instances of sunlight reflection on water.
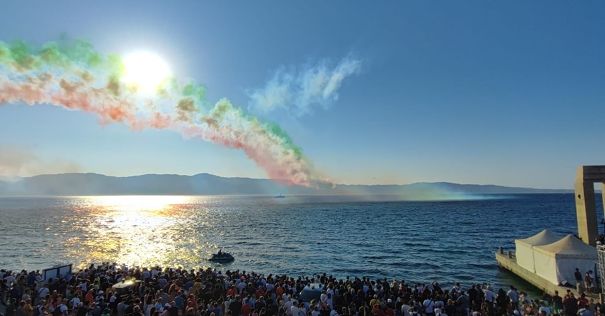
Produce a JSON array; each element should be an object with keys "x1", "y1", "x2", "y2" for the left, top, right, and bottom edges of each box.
[{"x1": 64, "y1": 196, "x2": 212, "y2": 269}]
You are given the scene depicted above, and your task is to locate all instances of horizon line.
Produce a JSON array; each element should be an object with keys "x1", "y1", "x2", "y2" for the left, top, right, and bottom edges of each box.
[{"x1": 0, "y1": 171, "x2": 573, "y2": 191}]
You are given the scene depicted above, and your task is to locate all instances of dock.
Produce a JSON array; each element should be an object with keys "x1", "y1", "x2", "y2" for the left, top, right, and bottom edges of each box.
[{"x1": 495, "y1": 250, "x2": 597, "y2": 298}]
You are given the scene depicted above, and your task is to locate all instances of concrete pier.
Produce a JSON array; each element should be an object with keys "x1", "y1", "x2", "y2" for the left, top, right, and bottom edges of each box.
[
  {"x1": 575, "y1": 165, "x2": 605, "y2": 245},
  {"x1": 495, "y1": 250, "x2": 597, "y2": 298}
]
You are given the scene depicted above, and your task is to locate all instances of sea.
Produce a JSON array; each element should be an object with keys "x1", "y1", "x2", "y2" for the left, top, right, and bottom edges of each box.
[{"x1": 0, "y1": 194, "x2": 600, "y2": 293}]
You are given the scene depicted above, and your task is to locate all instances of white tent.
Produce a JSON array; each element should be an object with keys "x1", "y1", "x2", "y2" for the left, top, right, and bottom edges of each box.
[
  {"x1": 533, "y1": 234, "x2": 597, "y2": 285},
  {"x1": 515, "y1": 229, "x2": 561, "y2": 272}
]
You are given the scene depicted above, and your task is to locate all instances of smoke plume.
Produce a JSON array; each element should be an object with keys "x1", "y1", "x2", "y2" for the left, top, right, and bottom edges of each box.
[
  {"x1": 0, "y1": 145, "x2": 81, "y2": 179},
  {"x1": 248, "y1": 55, "x2": 362, "y2": 116},
  {"x1": 0, "y1": 39, "x2": 318, "y2": 186}
]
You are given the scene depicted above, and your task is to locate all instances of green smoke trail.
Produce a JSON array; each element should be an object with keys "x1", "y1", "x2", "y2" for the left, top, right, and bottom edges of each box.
[{"x1": 0, "y1": 38, "x2": 320, "y2": 186}]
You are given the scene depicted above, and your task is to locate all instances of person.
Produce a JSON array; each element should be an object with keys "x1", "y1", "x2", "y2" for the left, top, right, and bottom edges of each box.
[
  {"x1": 584, "y1": 273, "x2": 592, "y2": 294},
  {"x1": 552, "y1": 290, "x2": 563, "y2": 316},
  {"x1": 595, "y1": 302, "x2": 603, "y2": 316},
  {"x1": 577, "y1": 293, "x2": 589, "y2": 310},
  {"x1": 538, "y1": 300, "x2": 551, "y2": 316},
  {"x1": 482, "y1": 285, "x2": 495, "y2": 316},
  {"x1": 575, "y1": 269, "x2": 583, "y2": 292},
  {"x1": 22, "y1": 299, "x2": 33, "y2": 316},
  {"x1": 507, "y1": 286, "x2": 519, "y2": 308},
  {"x1": 422, "y1": 297, "x2": 435, "y2": 316},
  {"x1": 401, "y1": 299, "x2": 412, "y2": 316},
  {"x1": 577, "y1": 306, "x2": 593, "y2": 316},
  {"x1": 456, "y1": 291, "x2": 469, "y2": 316},
  {"x1": 5, "y1": 298, "x2": 18, "y2": 316},
  {"x1": 495, "y1": 289, "x2": 508, "y2": 316},
  {"x1": 563, "y1": 291, "x2": 577, "y2": 316}
]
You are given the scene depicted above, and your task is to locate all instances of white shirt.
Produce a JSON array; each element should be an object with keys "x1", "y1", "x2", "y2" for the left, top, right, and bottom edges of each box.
[
  {"x1": 402, "y1": 304, "x2": 411, "y2": 316},
  {"x1": 320, "y1": 293, "x2": 328, "y2": 304},
  {"x1": 578, "y1": 308, "x2": 593, "y2": 316},
  {"x1": 290, "y1": 305, "x2": 299, "y2": 316},
  {"x1": 145, "y1": 304, "x2": 154, "y2": 316},
  {"x1": 266, "y1": 283, "x2": 275, "y2": 292},
  {"x1": 70, "y1": 297, "x2": 81, "y2": 308},
  {"x1": 59, "y1": 304, "x2": 68, "y2": 315},
  {"x1": 284, "y1": 301, "x2": 293, "y2": 314},
  {"x1": 507, "y1": 290, "x2": 519, "y2": 303},
  {"x1": 483, "y1": 289, "x2": 495, "y2": 303},
  {"x1": 434, "y1": 301, "x2": 444, "y2": 310},
  {"x1": 423, "y1": 299, "x2": 435, "y2": 314}
]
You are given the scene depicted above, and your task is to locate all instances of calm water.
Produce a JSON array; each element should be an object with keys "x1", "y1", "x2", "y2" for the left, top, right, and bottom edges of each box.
[{"x1": 0, "y1": 194, "x2": 599, "y2": 291}]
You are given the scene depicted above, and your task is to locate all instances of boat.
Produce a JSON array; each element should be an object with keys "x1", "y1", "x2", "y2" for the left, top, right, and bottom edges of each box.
[
  {"x1": 209, "y1": 251, "x2": 234, "y2": 263},
  {"x1": 274, "y1": 194, "x2": 285, "y2": 198}
]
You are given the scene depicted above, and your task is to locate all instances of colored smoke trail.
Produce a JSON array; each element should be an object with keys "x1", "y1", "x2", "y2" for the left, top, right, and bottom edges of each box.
[{"x1": 0, "y1": 39, "x2": 317, "y2": 186}]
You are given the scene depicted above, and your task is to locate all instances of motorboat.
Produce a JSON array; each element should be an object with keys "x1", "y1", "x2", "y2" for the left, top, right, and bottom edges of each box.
[{"x1": 209, "y1": 251, "x2": 234, "y2": 263}]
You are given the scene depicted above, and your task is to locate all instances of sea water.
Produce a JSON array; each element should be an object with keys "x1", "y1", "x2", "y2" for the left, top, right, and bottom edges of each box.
[{"x1": 0, "y1": 194, "x2": 599, "y2": 291}]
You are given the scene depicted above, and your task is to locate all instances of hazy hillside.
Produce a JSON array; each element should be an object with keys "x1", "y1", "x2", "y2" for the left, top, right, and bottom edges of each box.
[{"x1": 0, "y1": 173, "x2": 568, "y2": 198}]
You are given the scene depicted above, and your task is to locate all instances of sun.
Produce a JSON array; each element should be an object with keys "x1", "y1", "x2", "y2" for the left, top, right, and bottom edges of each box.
[{"x1": 121, "y1": 51, "x2": 172, "y2": 94}]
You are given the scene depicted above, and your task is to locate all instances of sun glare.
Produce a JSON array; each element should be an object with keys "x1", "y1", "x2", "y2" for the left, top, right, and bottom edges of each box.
[
  {"x1": 121, "y1": 51, "x2": 172, "y2": 94},
  {"x1": 89, "y1": 195, "x2": 190, "y2": 212}
]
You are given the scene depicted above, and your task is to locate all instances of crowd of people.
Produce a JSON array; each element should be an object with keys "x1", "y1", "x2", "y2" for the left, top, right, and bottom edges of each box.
[{"x1": 0, "y1": 264, "x2": 601, "y2": 316}]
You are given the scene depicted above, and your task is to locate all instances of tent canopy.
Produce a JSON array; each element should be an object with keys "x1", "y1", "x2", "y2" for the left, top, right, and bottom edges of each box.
[
  {"x1": 534, "y1": 234, "x2": 597, "y2": 259},
  {"x1": 515, "y1": 229, "x2": 561, "y2": 246},
  {"x1": 533, "y1": 234, "x2": 596, "y2": 285},
  {"x1": 514, "y1": 229, "x2": 563, "y2": 273}
]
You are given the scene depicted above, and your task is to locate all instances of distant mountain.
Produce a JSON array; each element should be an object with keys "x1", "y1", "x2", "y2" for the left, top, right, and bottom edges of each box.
[{"x1": 0, "y1": 173, "x2": 569, "y2": 199}]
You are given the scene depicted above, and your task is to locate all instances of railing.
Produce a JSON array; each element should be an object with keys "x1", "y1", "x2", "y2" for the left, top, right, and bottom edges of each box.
[
  {"x1": 498, "y1": 247, "x2": 515, "y2": 259},
  {"x1": 596, "y1": 243, "x2": 605, "y2": 293}
]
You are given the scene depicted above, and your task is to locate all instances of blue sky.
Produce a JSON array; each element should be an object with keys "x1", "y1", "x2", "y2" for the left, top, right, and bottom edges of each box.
[{"x1": 0, "y1": 1, "x2": 603, "y2": 188}]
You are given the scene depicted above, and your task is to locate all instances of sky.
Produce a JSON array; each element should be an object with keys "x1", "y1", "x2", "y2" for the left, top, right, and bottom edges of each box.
[{"x1": 0, "y1": 1, "x2": 603, "y2": 189}]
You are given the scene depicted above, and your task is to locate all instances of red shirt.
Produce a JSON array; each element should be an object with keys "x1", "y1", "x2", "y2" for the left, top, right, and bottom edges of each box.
[
  {"x1": 372, "y1": 305, "x2": 384, "y2": 316},
  {"x1": 242, "y1": 303, "x2": 251, "y2": 316},
  {"x1": 578, "y1": 297, "x2": 589, "y2": 308},
  {"x1": 85, "y1": 292, "x2": 94, "y2": 304},
  {"x1": 227, "y1": 287, "x2": 236, "y2": 297}
]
